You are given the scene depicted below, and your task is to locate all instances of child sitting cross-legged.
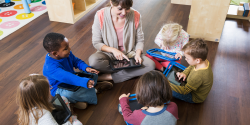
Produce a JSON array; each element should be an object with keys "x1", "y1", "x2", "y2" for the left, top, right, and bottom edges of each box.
[
  {"x1": 17, "y1": 74, "x2": 83, "y2": 125},
  {"x1": 119, "y1": 70, "x2": 178, "y2": 125},
  {"x1": 146, "y1": 23, "x2": 189, "y2": 71},
  {"x1": 170, "y1": 38, "x2": 213, "y2": 103},
  {"x1": 43, "y1": 32, "x2": 113, "y2": 109}
]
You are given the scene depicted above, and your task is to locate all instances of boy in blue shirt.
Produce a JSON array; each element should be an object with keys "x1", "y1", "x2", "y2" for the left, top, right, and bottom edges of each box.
[{"x1": 43, "y1": 33, "x2": 113, "y2": 109}]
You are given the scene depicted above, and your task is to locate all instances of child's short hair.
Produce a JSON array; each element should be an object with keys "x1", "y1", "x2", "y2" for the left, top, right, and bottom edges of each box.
[
  {"x1": 43, "y1": 32, "x2": 65, "y2": 52},
  {"x1": 17, "y1": 74, "x2": 53, "y2": 125},
  {"x1": 161, "y1": 23, "x2": 183, "y2": 46},
  {"x1": 182, "y1": 38, "x2": 208, "y2": 61},
  {"x1": 136, "y1": 70, "x2": 172, "y2": 107}
]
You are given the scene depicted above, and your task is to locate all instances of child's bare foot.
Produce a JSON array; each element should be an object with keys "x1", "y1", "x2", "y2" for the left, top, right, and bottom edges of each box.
[{"x1": 98, "y1": 73, "x2": 112, "y2": 81}]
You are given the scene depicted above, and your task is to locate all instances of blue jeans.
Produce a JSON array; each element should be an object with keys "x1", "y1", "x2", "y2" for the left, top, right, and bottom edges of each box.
[
  {"x1": 172, "y1": 90, "x2": 194, "y2": 103},
  {"x1": 56, "y1": 72, "x2": 98, "y2": 104}
]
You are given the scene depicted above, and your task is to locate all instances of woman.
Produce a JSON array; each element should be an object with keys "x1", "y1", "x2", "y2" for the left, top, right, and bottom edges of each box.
[{"x1": 89, "y1": 0, "x2": 155, "y2": 83}]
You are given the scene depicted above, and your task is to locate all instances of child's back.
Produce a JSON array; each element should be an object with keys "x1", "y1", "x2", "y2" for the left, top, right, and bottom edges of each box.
[
  {"x1": 119, "y1": 99, "x2": 178, "y2": 125},
  {"x1": 119, "y1": 70, "x2": 178, "y2": 125}
]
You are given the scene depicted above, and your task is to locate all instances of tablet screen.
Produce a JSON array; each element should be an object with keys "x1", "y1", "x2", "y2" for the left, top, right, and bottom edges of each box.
[
  {"x1": 111, "y1": 58, "x2": 141, "y2": 70},
  {"x1": 51, "y1": 94, "x2": 71, "y2": 124},
  {"x1": 167, "y1": 69, "x2": 187, "y2": 86},
  {"x1": 129, "y1": 100, "x2": 144, "y2": 111}
]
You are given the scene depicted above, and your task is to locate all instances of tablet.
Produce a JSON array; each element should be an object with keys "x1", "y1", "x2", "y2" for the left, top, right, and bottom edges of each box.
[
  {"x1": 118, "y1": 100, "x2": 143, "y2": 115},
  {"x1": 75, "y1": 72, "x2": 93, "y2": 78},
  {"x1": 167, "y1": 68, "x2": 187, "y2": 86},
  {"x1": 128, "y1": 100, "x2": 144, "y2": 111},
  {"x1": 51, "y1": 94, "x2": 72, "y2": 124},
  {"x1": 110, "y1": 58, "x2": 141, "y2": 70},
  {"x1": 57, "y1": 83, "x2": 81, "y2": 92}
]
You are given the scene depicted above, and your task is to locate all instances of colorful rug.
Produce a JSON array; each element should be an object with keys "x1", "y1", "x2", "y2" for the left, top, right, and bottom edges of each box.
[{"x1": 0, "y1": 0, "x2": 47, "y2": 40}]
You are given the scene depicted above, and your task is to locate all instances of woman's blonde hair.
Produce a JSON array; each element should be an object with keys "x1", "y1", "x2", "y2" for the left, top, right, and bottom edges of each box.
[
  {"x1": 16, "y1": 74, "x2": 53, "y2": 125},
  {"x1": 161, "y1": 23, "x2": 183, "y2": 47}
]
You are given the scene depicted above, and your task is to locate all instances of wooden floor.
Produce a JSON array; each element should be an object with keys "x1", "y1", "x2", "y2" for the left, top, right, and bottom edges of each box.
[{"x1": 1, "y1": 0, "x2": 250, "y2": 124}]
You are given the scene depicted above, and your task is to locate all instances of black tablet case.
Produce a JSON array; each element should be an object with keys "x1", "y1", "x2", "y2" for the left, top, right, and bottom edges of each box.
[
  {"x1": 51, "y1": 94, "x2": 72, "y2": 125},
  {"x1": 110, "y1": 58, "x2": 141, "y2": 70},
  {"x1": 166, "y1": 66, "x2": 187, "y2": 86},
  {"x1": 118, "y1": 99, "x2": 144, "y2": 115}
]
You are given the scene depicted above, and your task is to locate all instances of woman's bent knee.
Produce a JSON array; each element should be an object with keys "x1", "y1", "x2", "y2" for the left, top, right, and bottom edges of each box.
[
  {"x1": 143, "y1": 56, "x2": 156, "y2": 71},
  {"x1": 88, "y1": 53, "x2": 100, "y2": 67}
]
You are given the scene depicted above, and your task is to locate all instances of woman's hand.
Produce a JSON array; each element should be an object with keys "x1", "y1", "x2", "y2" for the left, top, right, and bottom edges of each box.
[
  {"x1": 134, "y1": 49, "x2": 142, "y2": 64},
  {"x1": 134, "y1": 54, "x2": 142, "y2": 64},
  {"x1": 175, "y1": 53, "x2": 182, "y2": 60},
  {"x1": 114, "y1": 61, "x2": 130, "y2": 68},
  {"x1": 111, "y1": 48, "x2": 129, "y2": 61},
  {"x1": 119, "y1": 93, "x2": 130, "y2": 100},
  {"x1": 86, "y1": 67, "x2": 99, "y2": 74}
]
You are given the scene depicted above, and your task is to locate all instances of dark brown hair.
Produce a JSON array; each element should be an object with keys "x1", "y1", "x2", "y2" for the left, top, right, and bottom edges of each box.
[
  {"x1": 43, "y1": 32, "x2": 65, "y2": 52},
  {"x1": 17, "y1": 74, "x2": 53, "y2": 125},
  {"x1": 136, "y1": 70, "x2": 172, "y2": 107},
  {"x1": 108, "y1": 0, "x2": 133, "y2": 9},
  {"x1": 182, "y1": 38, "x2": 208, "y2": 61}
]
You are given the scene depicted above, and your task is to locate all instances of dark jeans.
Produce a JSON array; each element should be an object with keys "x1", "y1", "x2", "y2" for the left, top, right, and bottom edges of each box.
[
  {"x1": 56, "y1": 72, "x2": 98, "y2": 104},
  {"x1": 172, "y1": 90, "x2": 194, "y2": 103}
]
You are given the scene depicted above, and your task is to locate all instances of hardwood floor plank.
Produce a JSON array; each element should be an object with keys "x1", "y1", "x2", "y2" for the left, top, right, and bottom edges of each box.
[{"x1": 1, "y1": 0, "x2": 250, "y2": 125}]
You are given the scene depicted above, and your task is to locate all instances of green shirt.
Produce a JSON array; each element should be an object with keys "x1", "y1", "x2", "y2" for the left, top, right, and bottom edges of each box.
[{"x1": 170, "y1": 60, "x2": 213, "y2": 103}]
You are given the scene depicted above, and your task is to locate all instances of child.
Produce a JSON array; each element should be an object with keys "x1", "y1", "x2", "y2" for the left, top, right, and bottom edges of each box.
[
  {"x1": 43, "y1": 33, "x2": 113, "y2": 109},
  {"x1": 170, "y1": 38, "x2": 213, "y2": 103},
  {"x1": 146, "y1": 23, "x2": 189, "y2": 71},
  {"x1": 17, "y1": 74, "x2": 82, "y2": 125},
  {"x1": 119, "y1": 70, "x2": 178, "y2": 125}
]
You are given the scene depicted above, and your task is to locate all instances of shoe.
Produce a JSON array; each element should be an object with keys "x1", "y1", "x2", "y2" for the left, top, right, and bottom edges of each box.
[
  {"x1": 74, "y1": 102, "x2": 88, "y2": 109},
  {"x1": 95, "y1": 81, "x2": 113, "y2": 94}
]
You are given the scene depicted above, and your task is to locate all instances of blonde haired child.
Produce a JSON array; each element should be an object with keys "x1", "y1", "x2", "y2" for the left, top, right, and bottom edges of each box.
[
  {"x1": 146, "y1": 23, "x2": 189, "y2": 71},
  {"x1": 17, "y1": 74, "x2": 82, "y2": 125}
]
